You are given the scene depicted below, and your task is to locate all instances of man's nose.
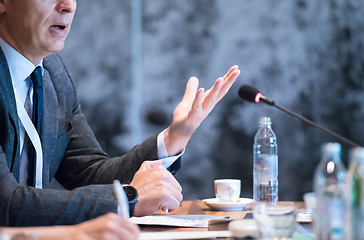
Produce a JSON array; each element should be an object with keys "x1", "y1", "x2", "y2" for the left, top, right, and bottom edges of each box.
[{"x1": 56, "y1": 0, "x2": 77, "y2": 13}]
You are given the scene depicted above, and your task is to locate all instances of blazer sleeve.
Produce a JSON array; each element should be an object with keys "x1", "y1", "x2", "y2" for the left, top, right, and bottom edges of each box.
[
  {"x1": 0, "y1": 54, "x2": 162, "y2": 226},
  {"x1": 49, "y1": 53, "x2": 161, "y2": 188}
]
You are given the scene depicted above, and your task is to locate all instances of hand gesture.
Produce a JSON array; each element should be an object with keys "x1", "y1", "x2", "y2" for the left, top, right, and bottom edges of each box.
[{"x1": 164, "y1": 65, "x2": 241, "y2": 155}]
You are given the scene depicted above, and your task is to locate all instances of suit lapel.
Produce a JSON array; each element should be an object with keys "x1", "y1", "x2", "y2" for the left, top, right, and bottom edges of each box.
[
  {"x1": 39, "y1": 68, "x2": 59, "y2": 187},
  {"x1": 0, "y1": 48, "x2": 60, "y2": 186},
  {"x1": 0, "y1": 48, "x2": 21, "y2": 179}
]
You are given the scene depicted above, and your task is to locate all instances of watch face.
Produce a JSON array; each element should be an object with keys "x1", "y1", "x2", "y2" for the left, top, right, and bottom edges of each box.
[{"x1": 123, "y1": 185, "x2": 138, "y2": 202}]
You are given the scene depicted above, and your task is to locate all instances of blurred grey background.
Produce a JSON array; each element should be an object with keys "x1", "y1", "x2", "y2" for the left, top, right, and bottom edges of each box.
[{"x1": 58, "y1": 0, "x2": 364, "y2": 201}]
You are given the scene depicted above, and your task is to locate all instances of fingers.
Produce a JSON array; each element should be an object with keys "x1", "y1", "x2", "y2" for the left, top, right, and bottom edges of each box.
[
  {"x1": 109, "y1": 215, "x2": 140, "y2": 240},
  {"x1": 102, "y1": 214, "x2": 140, "y2": 240},
  {"x1": 161, "y1": 192, "x2": 182, "y2": 212},
  {"x1": 131, "y1": 165, "x2": 183, "y2": 217},
  {"x1": 194, "y1": 65, "x2": 240, "y2": 112},
  {"x1": 149, "y1": 165, "x2": 182, "y2": 192},
  {"x1": 217, "y1": 67, "x2": 240, "y2": 101},
  {"x1": 201, "y1": 77, "x2": 223, "y2": 110},
  {"x1": 117, "y1": 217, "x2": 140, "y2": 240},
  {"x1": 190, "y1": 87, "x2": 204, "y2": 114},
  {"x1": 161, "y1": 166, "x2": 183, "y2": 192},
  {"x1": 182, "y1": 65, "x2": 240, "y2": 117},
  {"x1": 223, "y1": 65, "x2": 239, "y2": 80},
  {"x1": 156, "y1": 172, "x2": 183, "y2": 212},
  {"x1": 76, "y1": 213, "x2": 140, "y2": 240},
  {"x1": 156, "y1": 168, "x2": 183, "y2": 212},
  {"x1": 139, "y1": 160, "x2": 162, "y2": 171},
  {"x1": 182, "y1": 77, "x2": 199, "y2": 103}
]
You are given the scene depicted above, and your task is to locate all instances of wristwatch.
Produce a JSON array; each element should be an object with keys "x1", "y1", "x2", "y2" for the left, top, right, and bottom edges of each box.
[{"x1": 122, "y1": 184, "x2": 138, "y2": 216}]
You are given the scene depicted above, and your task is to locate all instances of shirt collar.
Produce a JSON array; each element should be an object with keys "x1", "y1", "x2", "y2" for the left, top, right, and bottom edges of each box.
[{"x1": 0, "y1": 37, "x2": 43, "y2": 88}]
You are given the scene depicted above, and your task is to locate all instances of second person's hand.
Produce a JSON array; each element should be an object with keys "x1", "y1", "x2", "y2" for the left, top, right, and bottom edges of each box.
[{"x1": 75, "y1": 213, "x2": 140, "y2": 240}]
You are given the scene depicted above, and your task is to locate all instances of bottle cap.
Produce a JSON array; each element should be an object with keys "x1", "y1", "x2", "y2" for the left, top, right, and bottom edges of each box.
[
  {"x1": 321, "y1": 142, "x2": 341, "y2": 155},
  {"x1": 259, "y1": 117, "x2": 271, "y2": 124},
  {"x1": 228, "y1": 219, "x2": 259, "y2": 238},
  {"x1": 349, "y1": 147, "x2": 364, "y2": 163}
]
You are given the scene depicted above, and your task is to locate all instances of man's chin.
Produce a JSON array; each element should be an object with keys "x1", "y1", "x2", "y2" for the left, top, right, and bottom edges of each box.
[
  {"x1": 43, "y1": 43, "x2": 65, "y2": 56},
  {"x1": 52, "y1": 42, "x2": 65, "y2": 52}
]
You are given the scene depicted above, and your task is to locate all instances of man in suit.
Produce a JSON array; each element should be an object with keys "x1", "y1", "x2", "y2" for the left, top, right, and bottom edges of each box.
[{"x1": 0, "y1": 0, "x2": 240, "y2": 227}]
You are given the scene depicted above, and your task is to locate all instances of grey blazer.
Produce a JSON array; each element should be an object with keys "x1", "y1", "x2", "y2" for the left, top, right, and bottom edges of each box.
[{"x1": 0, "y1": 48, "x2": 179, "y2": 227}]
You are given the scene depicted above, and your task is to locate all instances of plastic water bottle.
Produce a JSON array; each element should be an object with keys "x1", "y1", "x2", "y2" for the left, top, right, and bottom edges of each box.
[
  {"x1": 345, "y1": 147, "x2": 364, "y2": 240},
  {"x1": 253, "y1": 117, "x2": 278, "y2": 204},
  {"x1": 314, "y1": 143, "x2": 346, "y2": 240}
]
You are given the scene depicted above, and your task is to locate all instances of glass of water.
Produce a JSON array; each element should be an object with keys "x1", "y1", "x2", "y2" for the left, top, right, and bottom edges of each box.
[{"x1": 254, "y1": 202, "x2": 298, "y2": 240}]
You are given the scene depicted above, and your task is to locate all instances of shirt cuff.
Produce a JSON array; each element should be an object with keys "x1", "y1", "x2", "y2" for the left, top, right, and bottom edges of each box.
[{"x1": 157, "y1": 130, "x2": 185, "y2": 169}]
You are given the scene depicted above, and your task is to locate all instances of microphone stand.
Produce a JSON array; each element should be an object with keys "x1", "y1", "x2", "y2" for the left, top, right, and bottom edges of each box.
[{"x1": 259, "y1": 96, "x2": 361, "y2": 148}]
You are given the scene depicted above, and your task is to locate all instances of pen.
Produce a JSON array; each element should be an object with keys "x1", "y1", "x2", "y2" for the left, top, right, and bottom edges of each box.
[
  {"x1": 113, "y1": 179, "x2": 130, "y2": 219},
  {"x1": 162, "y1": 202, "x2": 184, "y2": 214}
]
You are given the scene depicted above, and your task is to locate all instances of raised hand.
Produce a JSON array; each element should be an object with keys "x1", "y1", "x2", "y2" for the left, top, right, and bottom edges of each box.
[{"x1": 163, "y1": 65, "x2": 241, "y2": 155}]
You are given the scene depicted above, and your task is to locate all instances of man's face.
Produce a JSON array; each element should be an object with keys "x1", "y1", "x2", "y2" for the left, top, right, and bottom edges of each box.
[{"x1": 0, "y1": 0, "x2": 77, "y2": 64}]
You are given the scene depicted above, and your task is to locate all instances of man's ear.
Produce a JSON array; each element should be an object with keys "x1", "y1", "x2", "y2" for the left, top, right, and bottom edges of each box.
[{"x1": 0, "y1": 0, "x2": 6, "y2": 14}]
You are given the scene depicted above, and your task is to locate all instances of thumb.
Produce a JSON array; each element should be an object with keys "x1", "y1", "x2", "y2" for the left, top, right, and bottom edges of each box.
[{"x1": 139, "y1": 160, "x2": 163, "y2": 171}]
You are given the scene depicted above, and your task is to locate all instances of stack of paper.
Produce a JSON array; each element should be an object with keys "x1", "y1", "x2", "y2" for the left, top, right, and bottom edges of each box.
[
  {"x1": 138, "y1": 230, "x2": 231, "y2": 240},
  {"x1": 130, "y1": 215, "x2": 226, "y2": 228}
]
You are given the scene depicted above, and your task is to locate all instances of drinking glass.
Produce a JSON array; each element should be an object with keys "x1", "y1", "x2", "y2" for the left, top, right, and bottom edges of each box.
[{"x1": 254, "y1": 202, "x2": 298, "y2": 240}]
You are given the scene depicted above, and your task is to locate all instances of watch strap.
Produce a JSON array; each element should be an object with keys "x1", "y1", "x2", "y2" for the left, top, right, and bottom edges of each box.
[{"x1": 122, "y1": 184, "x2": 138, "y2": 217}]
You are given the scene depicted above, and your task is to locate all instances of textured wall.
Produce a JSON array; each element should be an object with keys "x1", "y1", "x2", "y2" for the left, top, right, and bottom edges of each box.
[{"x1": 59, "y1": 0, "x2": 364, "y2": 201}]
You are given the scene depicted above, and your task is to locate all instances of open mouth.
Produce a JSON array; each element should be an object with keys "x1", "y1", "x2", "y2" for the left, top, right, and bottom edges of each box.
[{"x1": 51, "y1": 25, "x2": 66, "y2": 30}]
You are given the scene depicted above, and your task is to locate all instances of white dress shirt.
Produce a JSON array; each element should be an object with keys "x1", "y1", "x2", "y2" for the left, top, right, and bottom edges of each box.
[
  {"x1": 0, "y1": 37, "x2": 42, "y2": 186},
  {"x1": 0, "y1": 37, "x2": 182, "y2": 186}
]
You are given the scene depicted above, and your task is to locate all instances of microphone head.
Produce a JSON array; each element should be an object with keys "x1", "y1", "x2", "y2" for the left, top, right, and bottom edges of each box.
[{"x1": 238, "y1": 85, "x2": 262, "y2": 103}]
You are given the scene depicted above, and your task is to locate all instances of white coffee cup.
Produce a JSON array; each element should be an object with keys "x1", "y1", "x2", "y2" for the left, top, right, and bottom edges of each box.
[{"x1": 214, "y1": 179, "x2": 241, "y2": 202}]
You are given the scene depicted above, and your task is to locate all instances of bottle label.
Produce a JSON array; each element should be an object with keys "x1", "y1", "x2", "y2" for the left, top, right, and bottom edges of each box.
[
  {"x1": 253, "y1": 154, "x2": 278, "y2": 203},
  {"x1": 330, "y1": 198, "x2": 344, "y2": 240}
]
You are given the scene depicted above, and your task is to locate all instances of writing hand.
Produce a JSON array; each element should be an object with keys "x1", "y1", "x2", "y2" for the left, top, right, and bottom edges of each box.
[
  {"x1": 2, "y1": 213, "x2": 140, "y2": 240},
  {"x1": 75, "y1": 213, "x2": 139, "y2": 240},
  {"x1": 130, "y1": 160, "x2": 183, "y2": 217}
]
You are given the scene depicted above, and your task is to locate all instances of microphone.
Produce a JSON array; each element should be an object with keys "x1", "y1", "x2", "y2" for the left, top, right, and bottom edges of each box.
[{"x1": 238, "y1": 85, "x2": 361, "y2": 148}]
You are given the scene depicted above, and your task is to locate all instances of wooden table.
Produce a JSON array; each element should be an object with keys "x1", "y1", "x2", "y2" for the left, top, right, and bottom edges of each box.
[{"x1": 140, "y1": 200, "x2": 306, "y2": 239}]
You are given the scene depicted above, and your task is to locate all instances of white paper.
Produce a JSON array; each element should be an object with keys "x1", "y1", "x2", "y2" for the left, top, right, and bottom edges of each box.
[
  {"x1": 139, "y1": 230, "x2": 231, "y2": 240},
  {"x1": 130, "y1": 215, "x2": 226, "y2": 228}
]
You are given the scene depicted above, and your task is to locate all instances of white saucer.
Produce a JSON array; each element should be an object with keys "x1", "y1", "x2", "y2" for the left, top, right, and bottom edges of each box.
[
  {"x1": 296, "y1": 211, "x2": 312, "y2": 223},
  {"x1": 202, "y1": 198, "x2": 253, "y2": 211}
]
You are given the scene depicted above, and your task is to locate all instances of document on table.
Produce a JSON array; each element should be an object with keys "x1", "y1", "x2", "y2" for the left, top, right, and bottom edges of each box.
[
  {"x1": 139, "y1": 231, "x2": 231, "y2": 240},
  {"x1": 130, "y1": 215, "x2": 227, "y2": 228}
]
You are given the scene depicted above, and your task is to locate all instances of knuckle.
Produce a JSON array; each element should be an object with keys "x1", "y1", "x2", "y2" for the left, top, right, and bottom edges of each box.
[
  {"x1": 100, "y1": 232, "x2": 109, "y2": 240},
  {"x1": 160, "y1": 188, "x2": 169, "y2": 198},
  {"x1": 132, "y1": 223, "x2": 141, "y2": 233},
  {"x1": 104, "y1": 220, "x2": 115, "y2": 231},
  {"x1": 169, "y1": 202, "x2": 179, "y2": 211},
  {"x1": 156, "y1": 165, "x2": 167, "y2": 172},
  {"x1": 105, "y1": 212, "x2": 115, "y2": 218},
  {"x1": 162, "y1": 173, "x2": 171, "y2": 181},
  {"x1": 159, "y1": 190, "x2": 170, "y2": 202},
  {"x1": 177, "y1": 193, "x2": 183, "y2": 202}
]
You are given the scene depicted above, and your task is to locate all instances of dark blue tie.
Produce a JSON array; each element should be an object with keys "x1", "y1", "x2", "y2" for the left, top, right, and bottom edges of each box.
[{"x1": 27, "y1": 66, "x2": 43, "y2": 186}]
